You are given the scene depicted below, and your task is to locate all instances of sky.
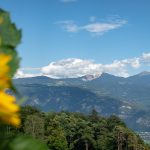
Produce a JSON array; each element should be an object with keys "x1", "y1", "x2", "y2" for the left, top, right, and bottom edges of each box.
[{"x1": 0, "y1": 0, "x2": 150, "y2": 78}]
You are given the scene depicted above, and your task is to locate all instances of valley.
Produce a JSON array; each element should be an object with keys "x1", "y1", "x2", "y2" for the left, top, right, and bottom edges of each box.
[{"x1": 13, "y1": 71, "x2": 150, "y2": 133}]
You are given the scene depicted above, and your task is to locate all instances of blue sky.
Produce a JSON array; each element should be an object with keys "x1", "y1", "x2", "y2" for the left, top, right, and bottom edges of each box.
[{"x1": 0, "y1": 0, "x2": 150, "y2": 78}]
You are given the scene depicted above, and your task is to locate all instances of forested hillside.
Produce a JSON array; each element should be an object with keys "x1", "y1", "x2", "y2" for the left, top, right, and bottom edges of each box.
[{"x1": 7, "y1": 106, "x2": 150, "y2": 150}]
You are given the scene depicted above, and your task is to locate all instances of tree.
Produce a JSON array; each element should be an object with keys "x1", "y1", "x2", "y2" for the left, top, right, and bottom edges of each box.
[
  {"x1": 89, "y1": 109, "x2": 100, "y2": 123},
  {"x1": 107, "y1": 115, "x2": 126, "y2": 132},
  {"x1": 46, "y1": 117, "x2": 68, "y2": 150},
  {"x1": 23, "y1": 114, "x2": 45, "y2": 140}
]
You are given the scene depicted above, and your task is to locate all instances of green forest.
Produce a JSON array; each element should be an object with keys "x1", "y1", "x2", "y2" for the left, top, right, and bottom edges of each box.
[{"x1": 3, "y1": 106, "x2": 150, "y2": 150}]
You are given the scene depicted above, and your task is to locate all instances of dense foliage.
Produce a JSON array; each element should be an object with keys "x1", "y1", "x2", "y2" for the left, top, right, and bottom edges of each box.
[{"x1": 7, "y1": 106, "x2": 150, "y2": 150}]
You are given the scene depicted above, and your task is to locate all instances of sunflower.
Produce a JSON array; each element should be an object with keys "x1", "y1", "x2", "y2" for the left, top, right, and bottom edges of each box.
[
  {"x1": 0, "y1": 53, "x2": 11, "y2": 90},
  {"x1": 0, "y1": 53, "x2": 20, "y2": 126},
  {"x1": 0, "y1": 91, "x2": 20, "y2": 126}
]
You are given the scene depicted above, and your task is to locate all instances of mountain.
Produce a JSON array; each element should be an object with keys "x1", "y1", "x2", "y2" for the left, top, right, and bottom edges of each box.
[
  {"x1": 14, "y1": 72, "x2": 150, "y2": 105},
  {"x1": 13, "y1": 72, "x2": 150, "y2": 131},
  {"x1": 127, "y1": 71, "x2": 150, "y2": 86},
  {"x1": 15, "y1": 83, "x2": 130, "y2": 115}
]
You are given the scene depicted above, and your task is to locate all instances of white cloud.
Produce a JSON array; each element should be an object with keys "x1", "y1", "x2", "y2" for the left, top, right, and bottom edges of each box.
[
  {"x1": 40, "y1": 53, "x2": 150, "y2": 78},
  {"x1": 82, "y1": 20, "x2": 127, "y2": 35},
  {"x1": 15, "y1": 53, "x2": 150, "y2": 79},
  {"x1": 57, "y1": 19, "x2": 127, "y2": 35},
  {"x1": 14, "y1": 70, "x2": 40, "y2": 78},
  {"x1": 121, "y1": 58, "x2": 140, "y2": 69},
  {"x1": 128, "y1": 58, "x2": 140, "y2": 68},
  {"x1": 42, "y1": 58, "x2": 102, "y2": 78},
  {"x1": 141, "y1": 53, "x2": 150, "y2": 64}
]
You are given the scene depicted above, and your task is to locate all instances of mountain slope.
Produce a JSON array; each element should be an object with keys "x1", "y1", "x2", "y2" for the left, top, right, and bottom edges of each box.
[
  {"x1": 14, "y1": 72, "x2": 150, "y2": 105},
  {"x1": 13, "y1": 72, "x2": 150, "y2": 131},
  {"x1": 16, "y1": 83, "x2": 129, "y2": 116}
]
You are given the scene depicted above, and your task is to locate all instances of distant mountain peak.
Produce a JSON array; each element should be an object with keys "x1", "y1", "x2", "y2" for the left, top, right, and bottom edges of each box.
[
  {"x1": 81, "y1": 73, "x2": 101, "y2": 81},
  {"x1": 138, "y1": 71, "x2": 150, "y2": 76},
  {"x1": 100, "y1": 72, "x2": 117, "y2": 77}
]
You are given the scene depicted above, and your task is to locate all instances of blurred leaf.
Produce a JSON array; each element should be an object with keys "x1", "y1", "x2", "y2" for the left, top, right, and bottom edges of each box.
[
  {"x1": 0, "y1": 10, "x2": 21, "y2": 47},
  {"x1": 8, "y1": 136, "x2": 48, "y2": 150},
  {"x1": 0, "y1": 9, "x2": 21, "y2": 78}
]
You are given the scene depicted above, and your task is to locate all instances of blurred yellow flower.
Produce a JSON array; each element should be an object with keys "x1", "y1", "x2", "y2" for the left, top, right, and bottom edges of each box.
[
  {"x1": 0, "y1": 53, "x2": 11, "y2": 90},
  {"x1": 0, "y1": 53, "x2": 20, "y2": 126},
  {"x1": 0, "y1": 16, "x2": 4, "y2": 24},
  {"x1": 0, "y1": 91, "x2": 20, "y2": 126},
  {"x1": 0, "y1": 10, "x2": 21, "y2": 129}
]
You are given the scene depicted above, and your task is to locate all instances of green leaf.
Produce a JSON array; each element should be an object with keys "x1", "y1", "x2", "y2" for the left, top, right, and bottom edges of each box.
[
  {"x1": 0, "y1": 9, "x2": 21, "y2": 79},
  {"x1": 0, "y1": 10, "x2": 21, "y2": 47},
  {"x1": 8, "y1": 136, "x2": 48, "y2": 150}
]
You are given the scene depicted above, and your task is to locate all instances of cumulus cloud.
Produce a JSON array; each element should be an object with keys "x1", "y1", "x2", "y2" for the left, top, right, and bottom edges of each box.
[
  {"x1": 15, "y1": 53, "x2": 150, "y2": 79},
  {"x1": 14, "y1": 68, "x2": 42, "y2": 79},
  {"x1": 42, "y1": 58, "x2": 103, "y2": 78},
  {"x1": 40, "y1": 52, "x2": 150, "y2": 78},
  {"x1": 141, "y1": 53, "x2": 150, "y2": 64},
  {"x1": 57, "y1": 19, "x2": 127, "y2": 35},
  {"x1": 14, "y1": 70, "x2": 39, "y2": 78}
]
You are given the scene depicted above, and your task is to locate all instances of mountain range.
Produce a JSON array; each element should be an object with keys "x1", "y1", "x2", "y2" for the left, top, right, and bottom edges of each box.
[{"x1": 13, "y1": 71, "x2": 150, "y2": 131}]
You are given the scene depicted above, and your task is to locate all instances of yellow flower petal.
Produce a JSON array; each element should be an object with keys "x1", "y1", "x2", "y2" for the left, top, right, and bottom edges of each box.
[
  {"x1": 0, "y1": 91, "x2": 20, "y2": 127},
  {"x1": 0, "y1": 16, "x2": 3, "y2": 24},
  {"x1": 9, "y1": 116, "x2": 21, "y2": 127},
  {"x1": 0, "y1": 115, "x2": 21, "y2": 127},
  {"x1": 0, "y1": 54, "x2": 12, "y2": 90},
  {"x1": 0, "y1": 54, "x2": 11, "y2": 66}
]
